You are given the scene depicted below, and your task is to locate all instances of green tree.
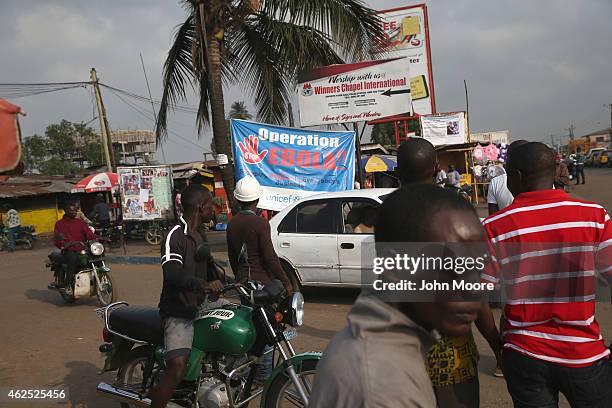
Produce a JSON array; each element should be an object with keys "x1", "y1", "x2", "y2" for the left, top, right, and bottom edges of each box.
[
  {"x1": 370, "y1": 122, "x2": 395, "y2": 146},
  {"x1": 157, "y1": 0, "x2": 385, "y2": 212},
  {"x1": 21, "y1": 120, "x2": 109, "y2": 175}
]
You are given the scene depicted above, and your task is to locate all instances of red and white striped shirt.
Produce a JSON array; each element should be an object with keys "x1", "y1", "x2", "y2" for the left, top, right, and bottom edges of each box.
[{"x1": 482, "y1": 189, "x2": 612, "y2": 367}]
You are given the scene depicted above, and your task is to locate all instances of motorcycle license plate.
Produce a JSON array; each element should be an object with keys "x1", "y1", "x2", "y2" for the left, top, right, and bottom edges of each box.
[{"x1": 283, "y1": 328, "x2": 298, "y2": 341}]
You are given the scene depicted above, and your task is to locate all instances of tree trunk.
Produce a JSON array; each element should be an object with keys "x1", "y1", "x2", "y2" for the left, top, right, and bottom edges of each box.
[
  {"x1": 207, "y1": 37, "x2": 238, "y2": 214},
  {"x1": 197, "y1": 3, "x2": 238, "y2": 215}
]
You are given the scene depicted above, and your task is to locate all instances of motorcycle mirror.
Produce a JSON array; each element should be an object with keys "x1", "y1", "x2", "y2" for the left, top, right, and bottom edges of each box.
[{"x1": 194, "y1": 243, "x2": 212, "y2": 262}]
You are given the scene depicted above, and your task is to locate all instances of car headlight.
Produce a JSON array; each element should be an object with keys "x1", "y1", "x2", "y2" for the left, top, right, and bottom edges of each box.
[
  {"x1": 90, "y1": 242, "x2": 105, "y2": 256},
  {"x1": 289, "y1": 292, "x2": 304, "y2": 327}
]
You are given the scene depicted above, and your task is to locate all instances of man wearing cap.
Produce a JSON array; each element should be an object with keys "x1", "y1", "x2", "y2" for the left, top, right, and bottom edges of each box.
[{"x1": 226, "y1": 176, "x2": 293, "y2": 383}]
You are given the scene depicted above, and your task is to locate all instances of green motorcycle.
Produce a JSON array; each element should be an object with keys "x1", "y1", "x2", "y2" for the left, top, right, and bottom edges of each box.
[
  {"x1": 47, "y1": 240, "x2": 116, "y2": 306},
  {"x1": 95, "y1": 280, "x2": 319, "y2": 408}
]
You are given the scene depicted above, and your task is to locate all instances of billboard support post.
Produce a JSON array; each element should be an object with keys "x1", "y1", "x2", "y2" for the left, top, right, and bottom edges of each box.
[{"x1": 354, "y1": 122, "x2": 365, "y2": 188}]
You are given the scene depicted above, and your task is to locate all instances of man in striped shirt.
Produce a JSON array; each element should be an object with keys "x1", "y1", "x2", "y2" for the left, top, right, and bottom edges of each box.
[{"x1": 481, "y1": 142, "x2": 612, "y2": 407}]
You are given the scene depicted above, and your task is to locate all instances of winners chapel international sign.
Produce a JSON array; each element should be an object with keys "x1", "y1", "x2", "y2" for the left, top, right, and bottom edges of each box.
[{"x1": 297, "y1": 58, "x2": 412, "y2": 127}]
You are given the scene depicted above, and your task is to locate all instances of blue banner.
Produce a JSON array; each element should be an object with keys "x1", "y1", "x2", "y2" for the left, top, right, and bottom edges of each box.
[{"x1": 231, "y1": 119, "x2": 355, "y2": 210}]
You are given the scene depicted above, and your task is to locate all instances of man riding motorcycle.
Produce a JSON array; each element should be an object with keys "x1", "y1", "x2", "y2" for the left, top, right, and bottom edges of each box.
[
  {"x1": 150, "y1": 184, "x2": 224, "y2": 408},
  {"x1": 50, "y1": 201, "x2": 97, "y2": 292}
]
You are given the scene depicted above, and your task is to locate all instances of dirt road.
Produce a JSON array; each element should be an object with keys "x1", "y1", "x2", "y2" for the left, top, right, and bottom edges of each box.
[{"x1": 0, "y1": 168, "x2": 610, "y2": 407}]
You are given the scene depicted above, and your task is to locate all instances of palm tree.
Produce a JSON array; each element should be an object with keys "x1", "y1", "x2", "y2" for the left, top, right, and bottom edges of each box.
[
  {"x1": 157, "y1": 0, "x2": 385, "y2": 212},
  {"x1": 228, "y1": 101, "x2": 252, "y2": 120}
]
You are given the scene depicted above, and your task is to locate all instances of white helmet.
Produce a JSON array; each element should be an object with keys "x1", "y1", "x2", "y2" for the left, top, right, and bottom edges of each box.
[{"x1": 234, "y1": 176, "x2": 263, "y2": 202}]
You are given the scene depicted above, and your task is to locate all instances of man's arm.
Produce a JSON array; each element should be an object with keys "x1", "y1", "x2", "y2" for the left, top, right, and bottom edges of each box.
[
  {"x1": 54, "y1": 222, "x2": 65, "y2": 249},
  {"x1": 487, "y1": 178, "x2": 499, "y2": 215},
  {"x1": 475, "y1": 302, "x2": 502, "y2": 361},
  {"x1": 161, "y1": 235, "x2": 203, "y2": 291},
  {"x1": 560, "y1": 164, "x2": 570, "y2": 186},
  {"x1": 82, "y1": 220, "x2": 97, "y2": 241},
  {"x1": 259, "y1": 220, "x2": 292, "y2": 291}
]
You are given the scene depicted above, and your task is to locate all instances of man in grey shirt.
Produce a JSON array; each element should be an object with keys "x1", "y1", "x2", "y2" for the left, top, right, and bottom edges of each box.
[{"x1": 309, "y1": 184, "x2": 490, "y2": 408}]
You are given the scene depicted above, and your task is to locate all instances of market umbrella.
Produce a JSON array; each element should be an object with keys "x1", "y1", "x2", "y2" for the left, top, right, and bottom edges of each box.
[
  {"x1": 71, "y1": 172, "x2": 119, "y2": 193},
  {"x1": 0, "y1": 98, "x2": 23, "y2": 172},
  {"x1": 360, "y1": 154, "x2": 397, "y2": 173}
]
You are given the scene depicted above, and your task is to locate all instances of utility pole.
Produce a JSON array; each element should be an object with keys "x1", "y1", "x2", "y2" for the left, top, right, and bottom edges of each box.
[
  {"x1": 90, "y1": 68, "x2": 114, "y2": 172},
  {"x1": 353, "y1": 122, "x2": 365, "y2": 188},
  {"x1": 568, "y1": 124, "x2": 574, "y2": 141},
  {"x1": 606, "y1": 104, "x2": 612, "y2": 149},
  {"x1": 550, "y1": 135, "x2": 556, "y2": 151}
]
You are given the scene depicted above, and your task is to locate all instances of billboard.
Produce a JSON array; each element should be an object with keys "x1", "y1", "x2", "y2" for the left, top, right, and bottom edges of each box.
[
  {"x1": 470, "y1": 130, "x2": 510, "y2": 144},
  {"x1": 421, "y1": 112, "x2": 467, "y2": 146},
  {"x1": 297, "y1": 58, "x2": 412, "y2": 127},
  {"x1": 231, "y1": 119, "x2": 355, "y2": 211},
  {"x1": 117, "y1": 165, "x2": 174, "y2": 220},
  {"x1": 374, "y1": 4, "x2": 435, "y2": 115}
]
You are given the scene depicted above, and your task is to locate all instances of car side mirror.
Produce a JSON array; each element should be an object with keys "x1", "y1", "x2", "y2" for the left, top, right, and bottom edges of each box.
[{"x1": 194, "y1": 243, "x2": 212, "y2": 262}]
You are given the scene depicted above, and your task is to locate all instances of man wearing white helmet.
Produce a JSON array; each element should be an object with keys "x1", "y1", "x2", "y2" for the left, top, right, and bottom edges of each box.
[{"x1": 227, "y1": 175, "x2": 293, "y2": 383}]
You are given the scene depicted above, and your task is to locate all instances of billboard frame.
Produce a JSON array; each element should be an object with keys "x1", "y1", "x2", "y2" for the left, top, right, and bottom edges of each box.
[{"x1": 375, "y1": 3, "x2": 436, "y2": 115}]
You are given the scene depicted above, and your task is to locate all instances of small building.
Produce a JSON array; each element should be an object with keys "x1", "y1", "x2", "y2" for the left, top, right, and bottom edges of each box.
[
  {"x1": 110, "y1": 129, "x2": 156, "y2": 164},
  {"x1": 0, "y1": 176, "x2": 79, "y2": 234},
  {"x1": 567, "y1": 128, "x2": 611, "y2": 153}
]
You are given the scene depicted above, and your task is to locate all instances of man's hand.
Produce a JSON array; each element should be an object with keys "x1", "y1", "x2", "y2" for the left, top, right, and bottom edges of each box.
[{"x1": 202, "y1": 280, "x2": 224, "y2": 295}]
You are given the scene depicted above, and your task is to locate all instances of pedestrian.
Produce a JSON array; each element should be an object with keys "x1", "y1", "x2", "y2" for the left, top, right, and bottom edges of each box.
[
  {"x1": 150, "y1": 184, "x2": 223, "y2": 408},
  {"x1": 480, "y1": 142, "x2": 612, "y2": 407},
  {"x1": 397, "y1": 137, "x2": 437, "y2": 185},
  {"x1": 226, "y1": 176, "x2": 293, "y2": 384},
  {"x1": 308, "y1": 184, "x2": 488, "y2": 407},
  {"x1": 554, "y1": 152, "x2": 570, "y2": 190},
  {"x1": 397, "y1": 141, "x2": 501, "y2": 406},
  {"x1": 446, "y1": 165, "x2": 461, "y2": 188},
  {"x1": 89, "y1": 193, "x2": 111, "y2": 227},
  {"x1": 487, "y1": 140, "x2": 529, "y2": 215},
  {"x1": 2, "y1": 204, "x2": 21, "y2": 252},
  {"x1": 436, "y1": 165, "x2": 448, "y2": 186},
  {"x1": 575, "y1": 146, "x2": 586, "y2": 184},
  {"x1": 174, "y1": 187, "x2": 183, "y2": 220}
]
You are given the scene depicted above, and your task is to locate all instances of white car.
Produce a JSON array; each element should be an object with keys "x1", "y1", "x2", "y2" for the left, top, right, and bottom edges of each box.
[{"x1": 269, "y1": 188, "x2": 395, "y2": 288}]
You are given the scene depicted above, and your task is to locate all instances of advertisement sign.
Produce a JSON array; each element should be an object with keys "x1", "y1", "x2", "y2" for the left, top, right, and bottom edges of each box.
[
  {"x1": 297, "y1": 58, "x2": 411, "y2": 127},
  {"x1": 470, "y1": 130, "x2": 510, "y2": 144},
  {"x1": 374, "y1": 4, "x2": 435, "y2": 115},
  {"x1": 118, "y1": 166, "x2": 174, "y2": 220},
  {"x1": 421, "y1": 112, "x2": 467, "y2": 146},
  {"x1": 231, "y1": 119, "x2": 355, "y2": 211}
]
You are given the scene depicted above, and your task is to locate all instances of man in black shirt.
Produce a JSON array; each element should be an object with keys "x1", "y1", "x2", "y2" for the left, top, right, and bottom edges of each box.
[{"x1": 150, "y1": 185, "x2": 223, "y2": 408}]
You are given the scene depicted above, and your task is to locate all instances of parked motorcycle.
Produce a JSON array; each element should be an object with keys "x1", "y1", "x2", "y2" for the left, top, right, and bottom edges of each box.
[
  {"x1": 46, "y1": 240, "x2": 116, "y2": 305},
  {"x1": 95, "y1": 280, "x2": 318, "y2": 408},
  {"x1": 124, "y1": 221, "x2": 169, "y2": 246},
  {"x1": 0, "y1": 225, "x2": 36, "y2": 250},
  {"x1": 94, "y1": 222, "x2": 124, "y2": 250}
]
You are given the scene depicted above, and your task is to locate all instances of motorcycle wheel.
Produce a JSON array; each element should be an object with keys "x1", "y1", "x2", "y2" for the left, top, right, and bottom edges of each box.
[
  {"x1": 263, "y1": 359, "x2": 318, "y2": 408},
  {"x1": 97, "y1": 273, "x2": 116, "y2": 306},
  {"x1": 116, "y1": 346, "x2": 155, "y2": 408},
  {"x1": 145, "y1": 229, "x2": 162, "y2": 246}
]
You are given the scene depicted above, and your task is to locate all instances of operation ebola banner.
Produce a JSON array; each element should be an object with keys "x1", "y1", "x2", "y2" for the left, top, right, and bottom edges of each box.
[
  {"x1": 374, "y1": 4, "x2": 435, "y2": 115},
  {"x1": 297, "y1": 58, "x2": 411, "y2": 126},
  {"x1": 231, "y1": 119, "x2": 355, "y2": 211},
  {"x1": 420, "y1": 112, "x2": 467, "y2": 146}
]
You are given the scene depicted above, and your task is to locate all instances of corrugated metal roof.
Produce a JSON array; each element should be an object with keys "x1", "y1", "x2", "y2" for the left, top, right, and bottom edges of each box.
[{"x1": 0, "y1": 176, "x2": 79, "y2": 198}]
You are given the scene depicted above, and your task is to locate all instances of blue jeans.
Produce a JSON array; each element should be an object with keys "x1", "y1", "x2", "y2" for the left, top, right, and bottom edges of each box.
[
  {"x1": 7, "y1": 227, "x2": 17, "y2": 251},
  {"x1": 502, "y1": 349, "x2": 612, "y2": 408},
  {"x1": 255, "y1": 345, "x2": 274, "y2": 383}
]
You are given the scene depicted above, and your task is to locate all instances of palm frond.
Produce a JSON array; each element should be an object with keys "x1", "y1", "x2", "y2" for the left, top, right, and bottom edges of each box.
[
  {"x1": 261, "y1": 0, "x2": 385, "y2": 61},
  {"x1": 156, "y1": 15, "x2": 198, "y2": 143}
]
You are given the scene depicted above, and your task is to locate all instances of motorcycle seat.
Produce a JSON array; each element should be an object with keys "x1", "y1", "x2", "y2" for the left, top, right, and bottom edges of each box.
[
  {"x1": 109, "y1": 306, "x2": 164, "y2": 345},
  {"x1": 48, "y1": 250, "x2": 65, "y2": 264}
]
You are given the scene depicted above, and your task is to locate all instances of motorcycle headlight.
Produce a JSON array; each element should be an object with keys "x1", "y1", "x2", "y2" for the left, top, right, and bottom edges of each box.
[
  {"x1": 289, "y1": 292, "x2": 304, "y2": 327},
  {"x1": 90, "y1": 242, "x2": 105, "y2": 256}
]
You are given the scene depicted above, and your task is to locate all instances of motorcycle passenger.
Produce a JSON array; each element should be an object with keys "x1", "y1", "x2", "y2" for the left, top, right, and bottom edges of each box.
[
  {"x1": 226, "y1": 176, "x2": 293, "y2": 384},
  {"x1": 89, "y1": 193, "x2": 111, "y2": 228},
  {"x1": 2, "y1": 204, "x2": 20, "y2": 252},
  {"x1": 446, "y1": 165, "x2": 461, "y2": 188},
  {"x1": 150, "y1": 184, "x2": 223, "y2": 408},
  {"x1": 52, "y1": 201, "x2": 97, "y2": 291}
]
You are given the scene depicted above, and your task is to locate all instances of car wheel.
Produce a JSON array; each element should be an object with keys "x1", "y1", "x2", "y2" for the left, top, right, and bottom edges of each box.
[{"x1": 280, "y1": 260, "x2": 301, "y2": 293}]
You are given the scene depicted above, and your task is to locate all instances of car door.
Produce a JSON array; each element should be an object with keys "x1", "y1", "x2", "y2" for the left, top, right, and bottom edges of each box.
[
  {"x1": 275, "y1": 199, "x2": 340, "y2": 284},
  {"x1": 337, "y1": 199, "x2": 380, "y2": 285}
]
